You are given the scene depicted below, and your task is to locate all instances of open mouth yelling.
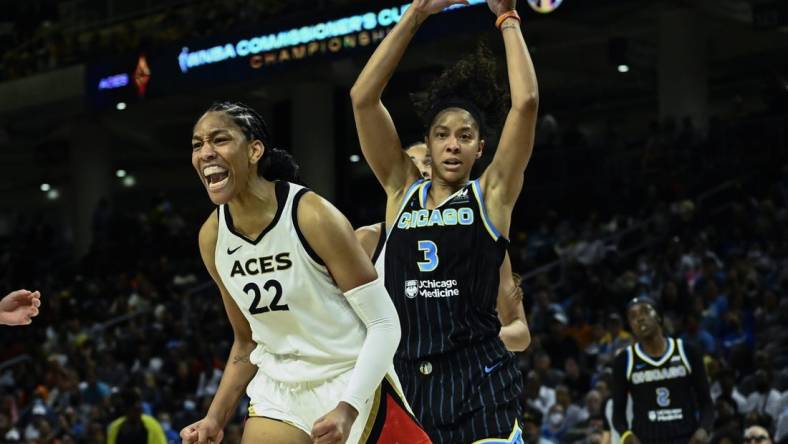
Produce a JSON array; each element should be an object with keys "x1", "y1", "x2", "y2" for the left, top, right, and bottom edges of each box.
[{"x1": 203, "y1": 165, "x2": 229, "y2": 191}]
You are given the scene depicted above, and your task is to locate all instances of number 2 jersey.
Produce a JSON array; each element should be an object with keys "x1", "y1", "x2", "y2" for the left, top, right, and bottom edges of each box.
[
  {"x1": 384, "y1": 179, "x2": 508, "y2": 360},
  {"x1": 612, "y1": 337, "x2": 714, "y2": 444},
  {"x1": 214, "y1": 181, "x2": 368, "y2": 384}
]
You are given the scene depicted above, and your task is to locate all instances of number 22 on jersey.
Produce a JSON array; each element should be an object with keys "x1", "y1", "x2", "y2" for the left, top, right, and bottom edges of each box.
[
  {"x1": 244, "y1": 280, "x2": 289, "y2": 314},
  {"x1": 417, "y1": 240, "x2": 439, "y2": 272}
]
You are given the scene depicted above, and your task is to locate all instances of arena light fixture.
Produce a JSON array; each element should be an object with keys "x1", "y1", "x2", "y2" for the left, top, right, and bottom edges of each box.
[
  {"x1": 116, "y1": 102, "x2": 127, "y2": 110},
  {"x1": 40, "y1": 183, "x2": 51, "y2": 192},
  {"x1": 349, "y1": 154, "x2": 361, "y2": 163},
  {"x1": 122, "y1": 175, "x2": 137, "y2": 187},
  {"x1": 618, "y1": 64, "x2": 630, "y2": 73},
  {"x1": 116, "y1": 169, "x2": 127, "y2": 178},
  {"x1": 46, "y1": 189, "x2": 60, "y2": 200}
]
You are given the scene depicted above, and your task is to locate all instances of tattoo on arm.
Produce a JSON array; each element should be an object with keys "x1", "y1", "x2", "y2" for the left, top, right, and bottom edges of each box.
[
  {"x1": 232, "y1": 354, "x2": 250, "y2": 364},
  {"x1": 501, "y1": 23, "x2": 520, "y2": 31}
]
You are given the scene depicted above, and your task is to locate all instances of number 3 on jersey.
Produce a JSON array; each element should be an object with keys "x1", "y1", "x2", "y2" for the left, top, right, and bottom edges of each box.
[
  {"x1": 244, "y1": 280, "x2": 289, "y2": 314},
  {"x1": 417, "y1": 240, "x2": 439, "y2": 272}
]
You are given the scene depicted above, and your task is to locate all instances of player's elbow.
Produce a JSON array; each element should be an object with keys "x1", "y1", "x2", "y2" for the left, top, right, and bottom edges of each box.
[
  {"x1": 511, "y1": 326, "x2": 532, "y2": 352},
  {"x1": 517, "y1": 328, "x2": 532, "y2": 352},
  {"x1": 233, "y1": 335, "x2": 257, "y2": 354},
  {"x1": 384, "y1": 313, "x2": 402, "y2": 349},
  {"x1": 350, "y1": 83, "x2": 378, "y2": 109},
  {"x1": 512, "y1": 91, "x2": 539, "y2": 114}
]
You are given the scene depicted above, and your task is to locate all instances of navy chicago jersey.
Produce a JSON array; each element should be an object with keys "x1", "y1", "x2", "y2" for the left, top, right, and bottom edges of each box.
[
  {"x1": 621, "y1": 338, "x2": 700, "y2": 443},
  {"x1": 384, "y1": 179, "x2": 507, "y2": 360}
]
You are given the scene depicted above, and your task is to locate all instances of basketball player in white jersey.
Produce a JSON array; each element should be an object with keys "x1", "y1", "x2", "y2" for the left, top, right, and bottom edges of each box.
[
  {"x1": 355, "y1": 144, "x2": 530, "y2": 353},
  {"x1": 181, "y1": 101, "x2": 431, "y2": 444},
  {"x1": 0, "y1": 289, "x2": 41, "y2": 326}
]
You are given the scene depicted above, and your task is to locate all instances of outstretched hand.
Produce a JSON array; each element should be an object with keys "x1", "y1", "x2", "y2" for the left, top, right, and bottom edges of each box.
[
  {"x1": 0, "y1": 289, "x2": 41, "y2": 326},
  {"x1": 411, "y1": 0, "x2": 470, "y2": 17},
  {"x1": 486, "y1": 0, "x2": 517, "y2": 17}
]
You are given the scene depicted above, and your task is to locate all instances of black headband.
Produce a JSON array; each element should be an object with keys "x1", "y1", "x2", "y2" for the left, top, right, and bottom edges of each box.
[
  {"x1": 626, "y1": 296, "x2": 660, "y2": 315},
  {"x1": 423, "y1": 97, "x2": 486, "y2": 138}
]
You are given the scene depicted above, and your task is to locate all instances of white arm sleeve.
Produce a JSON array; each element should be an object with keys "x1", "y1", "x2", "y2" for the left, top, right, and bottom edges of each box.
[{"x1": 340, "y1": 277, "x2": 401, "y2": 412}]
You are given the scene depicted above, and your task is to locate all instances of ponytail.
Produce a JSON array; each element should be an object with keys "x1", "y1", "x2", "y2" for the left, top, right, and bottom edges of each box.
[{"x1": 259, "y1": 147, "x2": 300, "y2": 183}]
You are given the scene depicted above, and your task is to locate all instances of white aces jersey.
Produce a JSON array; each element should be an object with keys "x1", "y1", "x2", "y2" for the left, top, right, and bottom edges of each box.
[{"x1": 215, "y1": 181, "x2": 367, "y2": 384}]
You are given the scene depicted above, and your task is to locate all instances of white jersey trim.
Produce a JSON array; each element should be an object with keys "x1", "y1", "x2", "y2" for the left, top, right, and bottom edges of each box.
[{"x1": 634, "y1": 337, "x2": 675, "y2": 367}]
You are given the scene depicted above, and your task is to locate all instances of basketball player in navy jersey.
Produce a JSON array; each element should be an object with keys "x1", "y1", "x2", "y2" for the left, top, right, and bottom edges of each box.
[
  {"x1": 355, "y1": 147, "x2": 530, "y2": 355},
  {"x1": 0, "y1": 289, "x2": 41, "y2": 326},
  {"x1": 350, "y1": 0, "x2": 537, "y2": 441},
  {"x1": 182, "y1": 102, "x2": 430, "y2": 444},
  {"x1": 612, "y1": 297, "x2": 713, "y2": 444}
]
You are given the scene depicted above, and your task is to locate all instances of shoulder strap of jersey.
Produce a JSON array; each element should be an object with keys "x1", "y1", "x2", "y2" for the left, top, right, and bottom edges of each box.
[
  {"x1": 676, "y1": 338, "x2": 692, "y2": 373},
  {"x1": 371, "y1": 222, "x2": 386, "y2": 264},
  {"x1": 394, "y1": 179, "x2": 424, "y2": 223},
  {"x1": 291, "y1": 185, "x2": 325, "y2": 266},
  {"x1": 626, "y1": 345, "x2": 634, "y2": 381},
  {"x1": 470, "y1": 179, "x2": 503, "y2": 241}
]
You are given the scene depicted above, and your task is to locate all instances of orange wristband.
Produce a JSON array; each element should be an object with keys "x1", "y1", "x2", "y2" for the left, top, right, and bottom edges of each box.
[{"x1": 496, "y1": 10, "x2": 521, "y2": 30}]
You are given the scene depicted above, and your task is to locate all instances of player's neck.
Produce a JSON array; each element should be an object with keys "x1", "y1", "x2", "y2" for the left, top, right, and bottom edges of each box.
[
  {"x1": 227, "y1": 177, "x2": 277, "y2": 236},
  {"x1": 639, "y1": 333, "x2": 668, "y2": 358},
  {"x1": 428, "y1": 177, "x2": 469, "y2": 208}
]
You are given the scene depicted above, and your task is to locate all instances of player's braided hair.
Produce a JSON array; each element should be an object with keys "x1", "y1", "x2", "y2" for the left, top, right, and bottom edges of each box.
[{"x1": 205, "y1": 101, "x2": 300, "y2": 183}]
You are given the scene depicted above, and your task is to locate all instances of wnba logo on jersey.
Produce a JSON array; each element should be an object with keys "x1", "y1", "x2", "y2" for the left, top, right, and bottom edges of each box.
[{"x1": 405, "y1": 280, "x2": 419, "y2": 299}]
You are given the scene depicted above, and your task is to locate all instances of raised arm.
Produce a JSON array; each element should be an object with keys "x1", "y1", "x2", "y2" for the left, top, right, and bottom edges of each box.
[
  {"x1": 480, "y1": 0, "x2": 539, "y2": 231},
  {"x1": 350, "y1": 0, "x2": 468, "y2": 199},
  {"x1": 496, "y1": 253, "x2": 531, "y2": 352},
  {"x1": 181, "y1": 212, "x2": 257, "y2": 444}
]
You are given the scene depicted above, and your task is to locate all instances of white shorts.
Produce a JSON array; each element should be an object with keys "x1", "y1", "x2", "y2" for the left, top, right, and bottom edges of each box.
[{"x1": 246, "y1": 367, "x2": 431, "y2": 444}]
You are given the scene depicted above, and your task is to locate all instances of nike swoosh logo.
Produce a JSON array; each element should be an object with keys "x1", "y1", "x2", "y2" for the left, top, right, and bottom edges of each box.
[
  {"x1": 484, "y1": 362, "x2": 503, "y2": 374},
  {"x1": 227, "y1": 246, "x2": 242, "y2": 255}
]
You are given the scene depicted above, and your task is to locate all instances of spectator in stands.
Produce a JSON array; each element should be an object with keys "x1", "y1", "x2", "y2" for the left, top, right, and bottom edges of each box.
[
  {"x1": 541, "y1": 403, "x2": 569, "y2": 443},
  {"x1": 683, "y1": 312, "x2": 717, "y2": 355},
  {"x1": 598, "y1": 312, "x2": 632, "y2": 365},
  {"x1": 525, "y1": 371, "x2": 556, "y2": 417},
  {"x1": 563, "y1": 356, "x2": 591, "y2": 400},
  {"x1": 523, "y1": 407, "x2": 553, "y2": 444},
  {"x1": 107, "y1": 387, "x2": 167, "y2": 444},
  {"x1": 743, "y1": 424, "x2": 773, "y2": 444}
]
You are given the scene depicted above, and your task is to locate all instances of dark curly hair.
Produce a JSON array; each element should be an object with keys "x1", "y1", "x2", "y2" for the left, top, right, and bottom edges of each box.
[
  {"x1": 202, "y1": 101, "x2": 300, "y2": 183},
  {"x1": 412, "y1": 43, "x2": 508, "y2": 140}
]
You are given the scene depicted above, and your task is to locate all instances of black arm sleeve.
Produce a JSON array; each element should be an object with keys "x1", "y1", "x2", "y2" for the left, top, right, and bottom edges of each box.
[
  {"x1": 611, "y1": 349, "x2": 631, "y2": 436},
  {"x1": 686, "y1": 343, "x2": 714, "y2": 432}
]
